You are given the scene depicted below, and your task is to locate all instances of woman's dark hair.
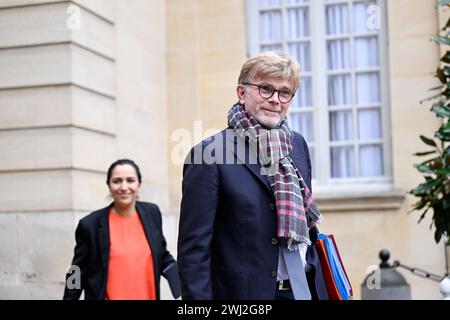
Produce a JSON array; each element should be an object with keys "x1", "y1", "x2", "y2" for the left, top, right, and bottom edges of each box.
[{"x1": 106, "y1": 159, "x2": 142, "y2": 185}]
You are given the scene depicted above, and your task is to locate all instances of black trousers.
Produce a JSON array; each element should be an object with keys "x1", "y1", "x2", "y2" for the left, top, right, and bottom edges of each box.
[{"x1": 275, "y1": 288, "x2": 295, "y2": 300}]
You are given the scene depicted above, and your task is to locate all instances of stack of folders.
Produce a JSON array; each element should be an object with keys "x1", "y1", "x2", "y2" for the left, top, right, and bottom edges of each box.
[{"x1": 316, "y1": 233, "x2": 353, "y2": 300}]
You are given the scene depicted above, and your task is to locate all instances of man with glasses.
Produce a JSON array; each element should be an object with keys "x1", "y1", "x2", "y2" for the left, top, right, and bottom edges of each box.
[{"x1": 178, "y1": 52, "x2": 328, "y2": 300}]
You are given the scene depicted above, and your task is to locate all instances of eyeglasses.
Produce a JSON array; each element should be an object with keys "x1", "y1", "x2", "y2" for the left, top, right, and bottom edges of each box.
[{"x1": 243, "y1": 82, "x2": 295, "y2": 103}]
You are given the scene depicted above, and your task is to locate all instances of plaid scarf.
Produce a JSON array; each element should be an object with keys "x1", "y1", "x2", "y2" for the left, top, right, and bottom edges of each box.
[{"x1": 228, "y1": 102, "x2": 322, "y2": 250}]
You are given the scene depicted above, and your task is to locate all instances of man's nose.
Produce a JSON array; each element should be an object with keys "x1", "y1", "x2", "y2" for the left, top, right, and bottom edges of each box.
[{"x1": 267, "y1": 90, "x2": 281, "y2": 103}]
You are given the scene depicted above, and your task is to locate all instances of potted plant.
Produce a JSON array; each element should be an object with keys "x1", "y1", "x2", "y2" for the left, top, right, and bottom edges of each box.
[{"x1": 409, "y1": 0, "x2": 450, "y2": 276}]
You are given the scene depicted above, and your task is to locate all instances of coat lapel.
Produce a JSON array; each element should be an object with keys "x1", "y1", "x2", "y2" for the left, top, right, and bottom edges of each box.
[
  {"x1": 290, "y1": 134, "x2": 310, "y2": 186},
  {"x1": 136, "y1": 202, "x2": 160, "y2": 280},
  {"x1": 227, "y1": 129, "x2": 272, "y2": 192},
  {"x1": 228, "y1": 129, "x2": 309, "y2": 192},
  {"x1": 98, "y1": 205, "x2": 111, "y2": 275}
]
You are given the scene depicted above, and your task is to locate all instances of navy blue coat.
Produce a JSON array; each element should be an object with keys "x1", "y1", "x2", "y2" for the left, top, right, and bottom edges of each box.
[{"x1": 178, "y1": 128, "x2": 328, "y2": 300}]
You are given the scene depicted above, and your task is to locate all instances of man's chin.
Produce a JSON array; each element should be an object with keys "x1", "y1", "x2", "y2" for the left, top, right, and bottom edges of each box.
[{"x1": 258, "y1": 118, "x2": 281, "y2": 129}]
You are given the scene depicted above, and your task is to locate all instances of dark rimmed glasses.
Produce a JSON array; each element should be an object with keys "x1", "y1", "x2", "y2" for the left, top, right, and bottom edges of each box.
[{"x1": 243, "y1": 82, "x2": 295, "y2": 103}]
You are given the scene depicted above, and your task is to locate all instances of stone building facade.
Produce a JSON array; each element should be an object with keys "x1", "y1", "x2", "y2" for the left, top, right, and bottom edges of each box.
[{"x1": 0, "y1": 0, "x2": 446, "y2": 299}]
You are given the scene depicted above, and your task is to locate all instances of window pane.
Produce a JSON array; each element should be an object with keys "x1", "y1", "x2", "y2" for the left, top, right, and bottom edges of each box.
[
  {"x1": 328, "y1": 75, "x2": 351, "y2": 106},
  {"x1": 331, "y1": 146, "x2": 354, "y2": 178},
  {"x1": 356, "y1": 72, "x2": 380, "y2": 104},
  {"x1": 326, "y1": 4, "x2": 348, "y2": 35},
  {"x1": 309, "y1": 146, "x2": 315, "y2": 179},
  {"x1": 285, "y1": 0, "x2": 308, "y2": 4},
  {"x1": 355, "y1": 36, "x2": 379, "y2": 68},
  {"x1": 360, "y1": 145, "x2": 384, "y2": 176},
  {"x1": 260, "y1": 11, "x2": 282, "y2": 41},
  {"x1": 353, "y1": 1, "x2": 377, "y2": 34},
  {"x1": 258, "y1": 0, "x2": 281, "y2": 7},
  {"x1": 286, "y1": 8, "x2": 310, "y2": 38},
  {"x1": 261, "y1": 44, "x2": 283, "y2": 51},
  {"x1": 327, "y1": 39, "x2": 350, "y2": 70},
  {"x1": 291, "y1": 76, "x2": 312, "y2": 107},
  {"x1": 330, "y1": 111, "x2": 353, "y2": 141},
  {"x1": 299, "y1": 77, "x2": 312, "y2": 107},
  {"x1": 288, "y1": 112, "x2": 314, "y2": 142},
  {"x1": 358, "y1": 108, "x2": 381, "y2": 140},
  {"x1": 288, "y1": 42, "x2": 311, "y2": 71}
]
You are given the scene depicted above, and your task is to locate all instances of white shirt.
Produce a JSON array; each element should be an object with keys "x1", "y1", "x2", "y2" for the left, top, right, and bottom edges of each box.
[{"x1": 276, "y1": 242, "x2": 310, "y2": 281}]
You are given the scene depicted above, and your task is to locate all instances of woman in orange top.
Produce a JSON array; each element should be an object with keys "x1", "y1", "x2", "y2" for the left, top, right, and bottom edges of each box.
[{"x1": 63, "y1": 159, "x2": 180, "y2": 300}]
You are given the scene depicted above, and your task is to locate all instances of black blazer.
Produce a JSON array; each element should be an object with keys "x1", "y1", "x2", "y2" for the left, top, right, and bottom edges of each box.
[{"x1": 63, "y1": 201, "x2": 180, "y2": 300}]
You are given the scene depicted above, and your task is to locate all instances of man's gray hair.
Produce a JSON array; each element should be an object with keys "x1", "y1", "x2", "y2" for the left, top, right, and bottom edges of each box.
[{"x1": 238, "y1": 51, "x2": 301, "y2": 92}]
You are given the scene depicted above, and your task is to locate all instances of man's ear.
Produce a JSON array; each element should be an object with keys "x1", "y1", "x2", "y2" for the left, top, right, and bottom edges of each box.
[{"x1": 236, "y1": 85, "x2": 246, "y2": 105}]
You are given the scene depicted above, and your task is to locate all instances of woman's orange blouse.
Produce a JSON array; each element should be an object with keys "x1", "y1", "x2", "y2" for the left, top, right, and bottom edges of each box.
[{"x1": 105, "y1": 209, "x2": 156, "y2": 300}]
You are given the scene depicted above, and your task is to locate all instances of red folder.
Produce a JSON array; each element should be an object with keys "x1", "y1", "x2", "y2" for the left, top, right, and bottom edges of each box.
[{"x1": 316, "y1": 238, "x2": 342, "y2": 300}]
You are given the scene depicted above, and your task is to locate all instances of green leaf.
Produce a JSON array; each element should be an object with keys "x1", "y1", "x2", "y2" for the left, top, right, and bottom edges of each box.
[
  {"x1": 443, "y1": 87, "x2": 450, "y2": 97},
  {"x1": 443, "y1": 195, "x2": 450, "y2": 209},
  {"x1": 434, "y1": 230, "x2": 442, "y2": 243},
  {"x1": 412, "y1": 196, "x2": 430, "y2": 210},
  {"x1": 415, "y1": 164, "x2": 434, "y2": 174},
  {"x1": 429, "y1": 157, "x2": 444, "y2": 169},
  {"x1": 418, "y1": 208, "x2": 430, "y2": 223},
  {"x1": 442, "y1": 120, "x2": 450, "y2": 131},
  {"x1": 438, "y1": 0, "x2": 450, "y2": 7},
  {"x1": 435, "y1": 129, "x2": 450, "y2": 141},
  {"x1": 442, "y1": 52, "x2": 450, "y2": 63},
  {"x1": 435, "y1": 168, "x2": 450, "y2": 174},
  {"x1": 420, "y1": 135, "x2": 437, "y2": 147},
  {"x1": 435, "y1": 132, "x2": 450, "y2": 141},
  {"x1": 444, "y1": 66, "x2": 450, "y2": 76},
  {"x1": 421, "y1": 93, "x2": 442, "y2": 103},
  {"x1": 410, "y1": 178, "x2": 442, "y2": 195},
  {"x1": 420, "y1": 156, "x2": 442, "y2": 166},
  {"x1": 434, "y1": 36, "x2": 450, "y2": 46},
  {"x1": 436, "y1": 67, "x2": 447, "y2": 84},
  {"x1": 444, "y1": 145, "x2": 450, "y2": 156},
  {"x1": 431, "y1": 103, "x2": 450, "y2": 118},
  {"x1": 428, "y1": 84, "x2": 444, "y2": 91},
  {"x1": 435, "y1": 228, "x2": 442, "y2": 243},
  {"x1": 413, "y1": 151, "x2": 437, "y2": 156}
]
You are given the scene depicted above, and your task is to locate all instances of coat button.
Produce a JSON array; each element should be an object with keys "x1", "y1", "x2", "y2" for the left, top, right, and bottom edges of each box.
[
  {"x1": 269, "y1": 203, "x2": 275, "y2": 211},
  {"x1": 271, "y1": 238, "x2": 278, "y2": 246},
  {"x1": 270, "y1": 271, "x2": 277, "y2": 278}
]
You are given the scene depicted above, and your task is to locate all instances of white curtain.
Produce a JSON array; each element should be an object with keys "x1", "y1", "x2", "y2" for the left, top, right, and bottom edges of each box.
[
  {"x1": 356, "y1": 73, "x2": 380, "y2": 104},
  {"x1": 360, "y1": 146, "x2": 383, "y2": 176},
  {"x1": 331, "y1": 147, "x2": 354, "y2": 178},
  {"x1": 287, "y1": 6, "x2": 311, "y2": 109},
  {"x1": 326, "y1": 2, "x2": 383, "y2": 178},
  {"x1": 284, "y1": 1, "x2": 314, "y2": 169},
  {"x1": 358, "y1": 109, "x2": 381, "y2": 140},
  {"x1": 288, "y1": 42, "x2": 311, "y2": 73},
  {"x1": 355, "y1": 37, "x2": 378, "y2": 68},
  {"x1": 260, "y1": 10, "x2": 281, "y2": 42},
  {"x1": 287, "y1": 7, "x2": 309, "y2": 38},
  {"x1": 258, "y1": 0, "x2": 281, "y2": 7},
  {"x1": 326, "y1": 4, "x2": 348, "y2": 35},
  {"x1": 328, "y1": 75, "x2": 351, "y2": 106},
  {"x1": 328, "y1": 39, "x2": 350, "y2": 70},
  {"x1": 330, "y1": 111, "x2": 353, "y2": 141},
  {"x1": 288, "y1": 112, "x2": 313, "y2": 142},
  {"x1": 285, "y1": 0, "x2": 308, "y2": 5}
]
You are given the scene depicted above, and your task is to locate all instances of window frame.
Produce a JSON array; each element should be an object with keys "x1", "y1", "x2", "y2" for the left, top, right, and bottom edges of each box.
[{"x1": 245, "y1": 0, "x2": 394, "y2": 195}]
